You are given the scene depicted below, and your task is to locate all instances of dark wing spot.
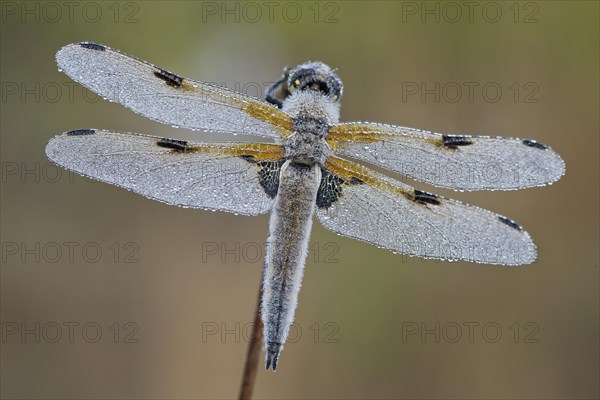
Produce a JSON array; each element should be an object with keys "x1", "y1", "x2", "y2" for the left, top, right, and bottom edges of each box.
[
  {"x1": 157, "y1": 138, "x2": 188, "y2": 151},
  {"x1": 349, "y1": 177, "x2": 364, "y2": 185},
  {"x1": 66, "y1": 129, "x2": 95, "y2": 136},
  {"x1": 316, "y1": 169, "x2": 346, "y2": 208},
  {"x1": 240, "y1": 156, "x2": 284, "y2": 199},
  {"x1": 154, "y1": 69, "x2": 183, "y2": 87},
  {"x1": 256, "y1": 160, "x2": 285, "y2": 199},
  {"x1": 80, "y1": 43, "x2": 105, "y2": 51},
  {"x1": 413, "y1": 189, "x2": 441, "y2": 205},
  {"x1": 522, "y1": 139, "x2": 548, "y2": 150},
  {"x1": 498, "y1": 216, "x2": 522, "y2": 231},
  {"x1": 443, "y1": 135, "x2": 474, "y2": 149}
]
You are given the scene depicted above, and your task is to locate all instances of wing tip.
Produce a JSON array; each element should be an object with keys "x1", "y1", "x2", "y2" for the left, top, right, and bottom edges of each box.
[
  {"x1": 58, "y1": 41, "x2": 107, "y2": 52},
  {"x1": 44, "y1": 136, "x2": 65, "y2": 167},
  {"x1": 518, "y1": 138, "x2": 566, "y2": 187},
  {"x1": 552, "y1": 152, "x2": 567, "y2": 182},
  {"x1": 56, "y1": 42, "x2": 108, "y2": 70},
  {"x1": 45, "y1": 128, "x2": 99, "y2": 159}
]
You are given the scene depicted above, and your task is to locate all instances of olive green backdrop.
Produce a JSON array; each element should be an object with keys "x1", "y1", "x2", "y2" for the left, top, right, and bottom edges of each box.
[{"x1": 1, "y1": 1, "x2": 598, "y2": 399}]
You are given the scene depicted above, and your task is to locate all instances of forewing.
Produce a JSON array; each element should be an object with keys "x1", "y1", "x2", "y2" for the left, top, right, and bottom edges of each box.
[
  {"x1": 45, "y1": 129, "x2": 285, "y2": 215},
  {"x1": 328, "y1": 122, "x2": 565, "y2": 191},
  {"x1": 56, "y1": 42, "x2": 293, "y2": 138},
  {"x1": 315, "y1": 157, "x2": 537, "y2": 265}
]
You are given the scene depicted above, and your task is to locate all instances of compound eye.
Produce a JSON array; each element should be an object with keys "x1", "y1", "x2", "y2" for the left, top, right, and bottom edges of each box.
[{"x1": 289, "y1": 78, "x2": 301, "y2": 92}]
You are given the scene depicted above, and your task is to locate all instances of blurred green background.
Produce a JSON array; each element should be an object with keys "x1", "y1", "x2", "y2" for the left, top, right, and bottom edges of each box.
[{"x1": 1, "y1": 1, "x2": 598, "y2": 399}]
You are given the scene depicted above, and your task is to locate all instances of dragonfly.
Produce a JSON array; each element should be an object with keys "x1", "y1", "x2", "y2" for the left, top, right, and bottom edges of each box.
[{"x1": 46, "y1": 42, "x2": 565, "y2": 371}]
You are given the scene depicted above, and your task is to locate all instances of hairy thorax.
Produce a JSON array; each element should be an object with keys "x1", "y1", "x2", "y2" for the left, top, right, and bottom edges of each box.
[{"x1": 281, "y1": 90, "x2": 340, "y2": 166}]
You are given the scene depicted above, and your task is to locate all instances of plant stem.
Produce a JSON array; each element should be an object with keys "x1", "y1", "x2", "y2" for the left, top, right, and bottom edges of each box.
[{"x1": 238, "y1": 282, "x2": 263, "y2": 400}]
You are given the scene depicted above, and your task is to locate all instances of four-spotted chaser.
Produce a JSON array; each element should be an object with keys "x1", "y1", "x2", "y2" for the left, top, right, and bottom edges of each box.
[{"x1": 46, "y1": 43, "x2": 565, "y2": 370}]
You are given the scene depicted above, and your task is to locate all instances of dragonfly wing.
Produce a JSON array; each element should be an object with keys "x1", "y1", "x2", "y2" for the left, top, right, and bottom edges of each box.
[
  {"x1": 46, "y1": 129, "x2": 285, "y2": 215},
  {"x1": 56, "y1": 43, "x2": 293, "y2": 138},
  {"x1": 328, "y1": 122, "x2": 565, "y2": 190},
  {"x1": 315, "y1": 156, "x2": 537, "y2": 265}
]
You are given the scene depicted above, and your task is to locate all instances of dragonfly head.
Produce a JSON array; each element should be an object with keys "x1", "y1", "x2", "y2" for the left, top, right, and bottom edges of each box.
[{"x1": 288, "y1": 61, "x2": 343, "y2": 103}]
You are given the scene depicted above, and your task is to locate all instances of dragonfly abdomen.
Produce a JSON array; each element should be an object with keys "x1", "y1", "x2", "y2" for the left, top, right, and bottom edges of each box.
[{"x1": 261, "y1": 160, "x2": 321, "y2": 370}]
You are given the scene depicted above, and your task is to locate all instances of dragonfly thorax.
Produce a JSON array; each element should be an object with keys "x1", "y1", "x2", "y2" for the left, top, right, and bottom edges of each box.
[
  {"x1": 283, "y1": 129, "x2": 330, "y2": 166},
  {"x1": 281, "y1": 90, "x2": 337, "y2": 165}
]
